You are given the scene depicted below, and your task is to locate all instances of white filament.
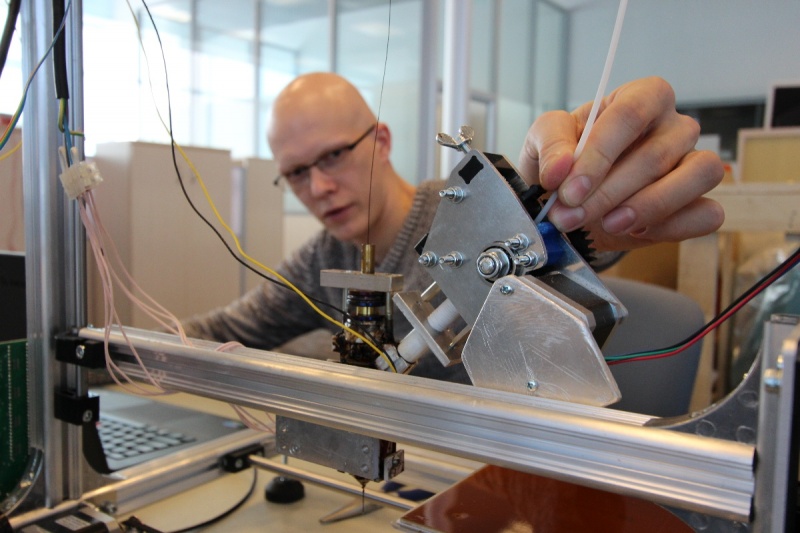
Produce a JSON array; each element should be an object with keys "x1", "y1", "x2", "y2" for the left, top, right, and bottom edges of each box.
[{"x1": 534, "y1": 0, "x2": 629, "y2": 224}]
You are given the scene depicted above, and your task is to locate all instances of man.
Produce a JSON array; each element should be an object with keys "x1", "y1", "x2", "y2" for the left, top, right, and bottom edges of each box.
[{"x1": 182, "y1": 73, "x2": 723, "y2": 381}]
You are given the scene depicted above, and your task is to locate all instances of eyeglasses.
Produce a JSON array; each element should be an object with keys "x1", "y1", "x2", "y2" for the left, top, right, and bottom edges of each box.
[{"x1": 273, "y1": 124, "x2": 376, "y2": 189}]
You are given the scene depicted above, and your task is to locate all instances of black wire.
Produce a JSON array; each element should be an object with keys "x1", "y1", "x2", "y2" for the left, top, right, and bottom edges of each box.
[
  {"x1": 137, "y1": 1, "x2": 391, "y2": 359},
  {"x1": 611, "y1": 245, "x2": 800, "y2": 359},
  {"x1": 168, "y1": 468, "x2": 258, "y2": 533},
  {"x1": 52, "y1": 0, "x2": 70, "y2": 99},
  {"x1": 366, "y1": 0, "x2": 391, "y2": 245},
  {"x1": 138, "y1": 1, "x2": 342, "y2": 313},
  {"x1": 0, "y1": 0, "x2": 20, "y2": 80}
]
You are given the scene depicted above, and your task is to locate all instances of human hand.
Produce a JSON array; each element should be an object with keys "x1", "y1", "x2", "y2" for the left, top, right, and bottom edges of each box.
[{"x1": 518, "y1": 76, "x2": 724, "y2": 252}]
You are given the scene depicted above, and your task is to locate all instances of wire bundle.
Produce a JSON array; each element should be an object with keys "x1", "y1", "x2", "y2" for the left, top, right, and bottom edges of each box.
[
  {"x1": 606, "y1": 246, "x2": 800, "y2": 365},
  {"x1": 77, "y1": 185, "x2": 188, "y2": 394}
]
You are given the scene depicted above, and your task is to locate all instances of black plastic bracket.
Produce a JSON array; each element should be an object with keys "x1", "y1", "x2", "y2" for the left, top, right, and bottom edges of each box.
[
  {"x1": 219, "y1": 443, "x2": 265, "y2": 473},
  {"x1": 54, "y1": 390, "x2": 112, "y2": 474},
  {"x1": 54, "y1": 389, "x2": 99, "y2": 426},
  {"x1": 55, "y1": 331, "x2": 105, "y2": 369}
]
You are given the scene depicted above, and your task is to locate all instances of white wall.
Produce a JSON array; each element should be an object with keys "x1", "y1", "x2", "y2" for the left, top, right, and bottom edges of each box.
[{"x1": 567, "y1": 1, "x2": 800, "y2": 108}]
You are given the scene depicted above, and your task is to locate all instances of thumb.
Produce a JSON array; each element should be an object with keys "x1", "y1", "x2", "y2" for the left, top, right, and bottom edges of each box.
[{"x1": 518, "y1": 110, "x2": 578, "y2": 190}]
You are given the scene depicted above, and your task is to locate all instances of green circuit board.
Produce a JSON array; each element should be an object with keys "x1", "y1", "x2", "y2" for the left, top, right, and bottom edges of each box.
[{"x1": 1, "y1": 339, "x2": 28, "y2": 501}]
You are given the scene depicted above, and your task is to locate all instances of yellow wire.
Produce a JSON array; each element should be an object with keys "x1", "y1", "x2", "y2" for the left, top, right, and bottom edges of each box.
[
  {"x1": 0, "y1": 140, "x2": 21, "y2": 162},
  {"x1": 171, "y1": 142, "x2": 396, "y2": 371},
  {"x1": 126, "y1": 0, "x2": 396, "y2": 372}
]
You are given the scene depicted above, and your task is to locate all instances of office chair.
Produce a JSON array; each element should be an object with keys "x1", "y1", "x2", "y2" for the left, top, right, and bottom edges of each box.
[{"x1": 602, "y1": 277, "x2": 704, "y2": 418}]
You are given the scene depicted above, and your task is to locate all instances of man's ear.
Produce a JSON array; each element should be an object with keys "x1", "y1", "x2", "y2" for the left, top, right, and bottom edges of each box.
[{"x1": 374, "y1": 122, "x2": 392, "y2": 161}]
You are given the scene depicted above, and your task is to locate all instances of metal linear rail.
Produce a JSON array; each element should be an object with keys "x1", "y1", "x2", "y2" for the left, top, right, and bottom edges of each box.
[
  {"x1": 79, "y1": 326, "x2": 754, "y2": 521},
  {"x1": 9, "y1": 430, "x2": 269, "y2": 530},
  {"x1": 249, "y1": 456, "x2": 414, "y2": 511}
]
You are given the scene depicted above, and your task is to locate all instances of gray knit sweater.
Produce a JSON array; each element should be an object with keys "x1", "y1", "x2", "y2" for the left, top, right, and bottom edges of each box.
[{"x1": 182, "y1": 180, "x2": 470, "y2": 382}]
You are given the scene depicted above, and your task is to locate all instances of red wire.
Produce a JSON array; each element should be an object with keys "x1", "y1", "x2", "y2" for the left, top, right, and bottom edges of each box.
[{"x1": 608, "y1": 254, "x2": 800, "y2": 365}]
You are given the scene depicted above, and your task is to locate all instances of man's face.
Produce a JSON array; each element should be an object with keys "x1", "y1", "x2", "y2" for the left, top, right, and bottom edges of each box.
[{"x1": 271, "y1": 118, "x2": 379, "y2": 245}]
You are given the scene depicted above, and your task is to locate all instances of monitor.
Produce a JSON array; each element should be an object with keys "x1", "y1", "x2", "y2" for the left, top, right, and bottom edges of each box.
[
  {"x1": 0, "y1": 251, "x2": 26, "y2": 341},
  {"x1": 765, "y1": 82, "x2": 800, "y2": 128}
]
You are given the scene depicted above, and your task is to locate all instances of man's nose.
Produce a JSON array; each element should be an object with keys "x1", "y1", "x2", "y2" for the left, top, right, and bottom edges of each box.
[{"x1": 307, "y1": 166, "x2": 337, "y2": 197}]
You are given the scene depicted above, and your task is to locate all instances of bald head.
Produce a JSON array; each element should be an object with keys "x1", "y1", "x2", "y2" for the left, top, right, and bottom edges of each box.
[
  {"x1": 268, "y1": 72, "x2": 376, "y2": 151},
  {"x1": 265, "y1": 72, "x2": 414, "y2": 258}
]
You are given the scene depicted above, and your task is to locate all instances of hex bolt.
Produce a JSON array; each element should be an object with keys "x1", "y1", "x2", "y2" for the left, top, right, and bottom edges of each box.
[
  {"x1": 527, "y1": 380, "x2": 539, "y2": 392},
  {"x1": 418, "y1": 252, "x2": 438, "y2": 267},
  {"x1": 438, "y1": 252, "x2": 464, "y2": 268},
  {"x1": 477, "y1": 255, "x2": 499, "y2": 276},
  {"x1": 75, "y1": 345, "x2": 85, "y2": 360},
  {"x1": 499, "y1": 284, "x2": 514, "y2": 295},
  {"x1": 439, "y1": 187, "x2": 466, "y2": 203},
  {"x1": 476, "y1": 249, "x2": 511, "y2": 281},
  {"x1": 514, "y1": 252, "x2": 540, "y2": 269},
  {"x1": 504, "y1": 234, "x2": 530, "y2": 251}
]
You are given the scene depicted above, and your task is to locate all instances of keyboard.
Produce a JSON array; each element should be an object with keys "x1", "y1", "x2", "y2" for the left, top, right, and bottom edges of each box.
[{"x1": 98, "y1": 414, "x2": 197, "y2": 463}]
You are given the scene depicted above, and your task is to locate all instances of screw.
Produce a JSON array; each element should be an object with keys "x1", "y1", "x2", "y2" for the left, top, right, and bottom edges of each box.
[
  {"x1": 436, "y1": 126, "x2": 475, "y2": 153},
  {"x1": 439, "y1": 187, "x2": 466, "y2": 203},
  {"x1": 82, "y1": 410, "x2": 93, "y2": 423},
  {"x1": 360, "y1": 464, "x2": 370, "y2": 473},
  {"x1": 418, "y1": 252, "x2": 438, "y2": 267},
  {"x1": 499, "y1": 284, "x2": 514, "y2": 295},
  {"x1": 527, "y1": 380, "x2": 538, "y2": 392},
  {"x1": 504, "y1": 234, "x2": 530, "y2": 251},
  {"x1": 76, "y1": 345, "x2": 85, "y2": 360},
  {"x1": 362, "y1": 445, "x2": 370, "y2": 454},
  {"x1": 514, "y1": 252, "x2": 540, "y2": 269},
  {"x1": 438, "y1": 252, "x2": 464, "y2": 268}
]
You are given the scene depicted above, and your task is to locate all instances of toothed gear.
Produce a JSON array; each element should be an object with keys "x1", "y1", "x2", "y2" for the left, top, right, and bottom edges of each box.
[{"x1": 566, "y1": 229, "x2": 597, "y2": 265}]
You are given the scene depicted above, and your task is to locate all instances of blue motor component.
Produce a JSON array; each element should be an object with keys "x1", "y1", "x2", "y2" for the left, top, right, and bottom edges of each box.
[{"x1": 536, "y1": 221, "x2": 566, "y2": 268}]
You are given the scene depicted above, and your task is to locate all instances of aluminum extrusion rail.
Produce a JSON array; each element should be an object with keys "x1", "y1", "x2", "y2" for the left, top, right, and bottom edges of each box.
[
  {"x1": 9, "y1": 430, "x2": 269, "y2": 529},
  {"x1": 79, "y1": 326, "x2": 754, "y2": 521}
]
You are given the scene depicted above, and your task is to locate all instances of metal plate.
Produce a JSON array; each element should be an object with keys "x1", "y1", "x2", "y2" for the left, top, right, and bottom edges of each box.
[
  {"x1": 276, "y1": 416, "x2": 387, "y2": 480},
  {"x1": 462, "y1": 276, "x2": 620, "y2": 406},
  {"x1": 420, "y1": 151, "x2": 546, "y2": 325}
]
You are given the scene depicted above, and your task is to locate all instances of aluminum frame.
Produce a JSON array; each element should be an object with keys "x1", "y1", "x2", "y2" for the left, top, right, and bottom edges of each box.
[
  {"x1": 21, "y1": 0, "x2": 86, "y2": 507},
  {"x1": 78, "y1": 326, "x2": 755, "y2": 521}
]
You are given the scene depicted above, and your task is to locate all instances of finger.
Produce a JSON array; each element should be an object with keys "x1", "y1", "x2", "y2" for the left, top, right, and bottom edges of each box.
[
  {"x1": 517, "y1": 110, "x2": 577, "y2": 189},
  {"x1": 559, "y1": 77, "x2": 679, "y2": 207},
  {"x1": 600, "y1": 149, "x2": 724, "y2": 235},
  {"x1": 548, "y1": 111, "x2": 702, "y2": 233},
  {"x1": 590, "y1": 197, "x2": 725, "y2": 251}
]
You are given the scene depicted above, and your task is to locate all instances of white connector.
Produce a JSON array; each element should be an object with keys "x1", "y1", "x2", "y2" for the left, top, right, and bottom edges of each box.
[{"x1": 58, "y1": 146, "x2": 103, "y2": 199}]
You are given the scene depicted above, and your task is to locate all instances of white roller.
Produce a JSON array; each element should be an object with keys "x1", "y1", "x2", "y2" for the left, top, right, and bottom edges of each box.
[{"x1": 398, "y1": 299, "x2": 460, "y2": 364}]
